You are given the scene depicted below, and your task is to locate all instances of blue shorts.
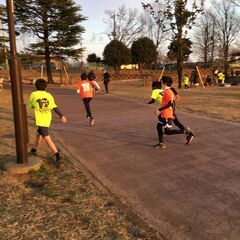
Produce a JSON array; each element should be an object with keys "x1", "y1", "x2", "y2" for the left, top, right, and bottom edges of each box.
[
  {"x1": 158, "y1": 117, "x2": 173, "y2": 128},
  {"x1": 37, "y1": 127, "x2": 49, "y2": 137}
]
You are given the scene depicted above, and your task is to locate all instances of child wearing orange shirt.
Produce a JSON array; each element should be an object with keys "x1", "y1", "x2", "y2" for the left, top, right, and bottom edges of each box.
[
  {"x1": 76, "y1": 72, "x2": 100, "y2": 126},
  {"x1": 154, "y1": 76, "x2": 194, "y2": 149}
]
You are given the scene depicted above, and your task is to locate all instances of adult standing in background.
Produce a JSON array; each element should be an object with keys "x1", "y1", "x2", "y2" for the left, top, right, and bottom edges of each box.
[
  {"x1": 88, "y1": 70, "x2": 96, "y2": 81},
  {"x1": 103, "y1": 70, "x2": 110, "y2": 94}
]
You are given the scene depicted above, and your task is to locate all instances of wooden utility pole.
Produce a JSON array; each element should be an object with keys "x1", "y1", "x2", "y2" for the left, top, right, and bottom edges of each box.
[{"x1": 6, "y1": 0, "x2": 28, "y2": 163}]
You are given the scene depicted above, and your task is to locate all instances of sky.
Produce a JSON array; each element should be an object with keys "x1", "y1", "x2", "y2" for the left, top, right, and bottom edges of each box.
[
  {"x1": 77, "y1": 0, "x2": 144, "y2": 59},
  {"x1": 0, "y1": 0, "x2": 221, "y2": 62},
  {"x1": 0, "y1": 0, "x2": 144, "y2": 60}
]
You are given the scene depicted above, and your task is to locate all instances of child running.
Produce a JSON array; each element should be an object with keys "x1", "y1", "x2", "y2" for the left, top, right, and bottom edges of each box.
[
  {"x1": 28, "y1": 78, "x2": 67, "y2": 162},
  {"x1": 147, "y1": 81, "x2": 163, "y2": 105},
  {"x1": 148, "y1": 80, "x2": 194, "y2": 138},
  {"x1": 76, "y1": 72, "x2": 101, "y2": 126},
  {"x1": 154, "y1": 76, "x2": 195, "y2": 149}
]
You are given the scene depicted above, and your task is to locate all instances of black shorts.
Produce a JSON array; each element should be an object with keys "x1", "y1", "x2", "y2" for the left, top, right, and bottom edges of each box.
[
  {"x1": 37, "y1": 127, "x2": 49, "y2": 137},
  {"x1": 158, "y1": 117, "x2": 173, "y2": 128}
]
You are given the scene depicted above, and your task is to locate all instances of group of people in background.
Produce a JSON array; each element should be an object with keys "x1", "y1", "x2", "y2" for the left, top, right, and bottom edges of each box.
[{"x1": 182, "y1": 68, "x2": 226, "y2": 89}]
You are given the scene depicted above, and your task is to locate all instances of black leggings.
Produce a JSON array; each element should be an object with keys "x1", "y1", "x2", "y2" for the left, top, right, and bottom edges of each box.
[
  {"x1": 157, "y1": 115, "x2": 185, "y2": 143},
  {"x1": 83, "y1": 98, "x2": 92, "y2": 118},
  {"x1": 173, "y1": 113, "x2": 185, "y2": 132},
  {"x1": 104, "y1": 82, "x2": 109, "y2": 93}
]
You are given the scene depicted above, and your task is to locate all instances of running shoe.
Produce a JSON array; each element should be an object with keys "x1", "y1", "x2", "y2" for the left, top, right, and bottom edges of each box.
[
  {"x1": 153, "y1": 143, "x2": 166, "y2": 149},
  {"x1": 90, "y1": 118, "x2": 95, "y2": 127}
]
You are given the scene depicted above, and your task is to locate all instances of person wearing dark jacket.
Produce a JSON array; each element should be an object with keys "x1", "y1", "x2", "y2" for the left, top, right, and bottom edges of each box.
[
  {"x1": 103, "y1": 70, "x2": 110, "y2": 94},
  {"x1": 88, "y1": 70, "x2": 96, "y2": 81}
]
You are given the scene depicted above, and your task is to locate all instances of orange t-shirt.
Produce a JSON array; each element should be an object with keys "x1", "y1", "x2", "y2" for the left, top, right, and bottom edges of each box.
[
  {"x1": 161, "y1": 88, "x2": 174, "y2": 119},
  {"x1": 76, "y1": 80, "x2": 94, "y2": 99}
]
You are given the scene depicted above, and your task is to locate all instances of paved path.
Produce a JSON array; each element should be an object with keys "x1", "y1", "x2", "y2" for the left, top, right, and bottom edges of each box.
[{"x1": 49, "y1": 88, "x2": 240, "y2": 240}]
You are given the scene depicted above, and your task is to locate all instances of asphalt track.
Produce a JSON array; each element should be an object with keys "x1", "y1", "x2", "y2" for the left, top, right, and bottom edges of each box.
[{"x1": 48, "y1": 88, "x2": 240, "y2": 240}]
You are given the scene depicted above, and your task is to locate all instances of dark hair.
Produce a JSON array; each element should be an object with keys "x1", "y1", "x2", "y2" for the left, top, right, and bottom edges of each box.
[
  {"x1": 152, "y1": 81, "x2": 157, "y2": 89},
  {"x1": 88, "y1": 70, "x2": 96, "y2": 80},
  {"x1": 152, "y1": 81, "x2": 162, "y2": 89},
  {"x1": 155, "y1": 81, "x2": 162, "y2": 89},
  {"x1": 162, "y1": 76, "x2": 173, "y2": 87},
  {"x1": 81, "y1": 72, "x2": 88, "y2": 80},
  {"x1": 35, "y1": 78, "x2": 47, "y2": 90}
]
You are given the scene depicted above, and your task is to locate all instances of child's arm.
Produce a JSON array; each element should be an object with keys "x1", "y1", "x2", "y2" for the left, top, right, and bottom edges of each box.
[
  {"x1": 147, "y1": 99, "x2": 155, "y2": 104},
  {"x1": 28, "y1": 93, "x2": 34, "y2": 108},
  {"x1": 53, "y1": 107, "x2": 67, "y2": 123},
  {"x1": 92, "y1": 81, "x2": 101, "y2": 91},
  {"x1": 170, "y1": 87, "x2": 180, "y2": 101},
  {"x1": 158, "y1": 101, "x2": 172, "y2": 112}
]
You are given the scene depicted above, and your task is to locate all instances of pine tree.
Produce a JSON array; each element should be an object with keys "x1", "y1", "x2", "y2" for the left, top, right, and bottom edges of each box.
[{"x1": 14, "y1": 0, "x2": 86, "y2": 83}]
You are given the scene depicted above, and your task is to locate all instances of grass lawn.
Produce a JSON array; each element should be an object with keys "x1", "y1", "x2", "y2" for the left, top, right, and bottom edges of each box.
[
  {"x1": 0, "y1": 89, "x2": 162, "y2": 240},
  {"x1": 109, "y1": 80, "x2": 240, "y2": 123}
]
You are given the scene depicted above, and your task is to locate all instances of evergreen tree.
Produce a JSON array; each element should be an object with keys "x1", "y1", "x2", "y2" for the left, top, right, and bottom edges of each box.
[
  {"x1": 14, "y1": 0, "x2": 86, "y2": 83},
  {"x1": 87, "y1": 53, "x2": 101, "y2": 63},
  {"x1": 167, "y1": 38, "x2": 192, "y2": 62},
  {"x1": 103, "y1": 40, "x2": 131, "y2": 74},
  {"x1": 131, "y1": 37, "x2": 158, "y2": 69}
]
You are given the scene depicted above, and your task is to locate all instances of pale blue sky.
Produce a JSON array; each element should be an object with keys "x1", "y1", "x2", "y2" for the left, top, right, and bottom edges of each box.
[
  {"x1": 77, "y1": 0, "x2": 143, "y2": 58},
  {"x1": 0, "y1": 0, "x2": 144, "y2": 59}
]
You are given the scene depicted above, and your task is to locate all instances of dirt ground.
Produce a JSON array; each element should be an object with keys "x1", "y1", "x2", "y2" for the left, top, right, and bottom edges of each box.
[{"x1": 0, "y1": 90, "x2": 162, "y2": 240}]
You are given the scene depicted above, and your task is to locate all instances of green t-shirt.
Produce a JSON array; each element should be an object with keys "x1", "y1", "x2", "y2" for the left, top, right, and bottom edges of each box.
[
  {"x1": 28, "y1": 90, "x2": 57, "y2": 127},
  {"x1": 151, "y1": 89, "x2": 163, "y2": 104},
  {"x1": 184, "y1": 76, "x2": 189, "y2": 85}
]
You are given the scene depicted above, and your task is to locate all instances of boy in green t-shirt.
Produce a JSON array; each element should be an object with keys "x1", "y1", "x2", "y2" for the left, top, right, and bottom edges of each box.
[
  {"x1": 147, "y1": 81, "x2": 163, "y2": 105},
  {"x1": 28, "y1": 79, "x2": 67, "y2": 162}
]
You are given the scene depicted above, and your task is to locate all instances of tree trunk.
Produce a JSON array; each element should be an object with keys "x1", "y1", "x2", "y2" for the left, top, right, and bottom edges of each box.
[
  {"x1": 44, "y1": 45, "x2": 53, "y2": 84},
  {"x1": 177, "y1": 34, "x2": 183, "y2": 89},
  {"x1": 224, "y1": 45, "x2": 229, "y2": 74},
  {"x1": 43, "y1": 26, "x2": 53, "y2": 83}
]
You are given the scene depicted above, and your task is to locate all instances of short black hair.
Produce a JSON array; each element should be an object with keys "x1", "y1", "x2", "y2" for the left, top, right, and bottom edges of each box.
[
  {"x1": 155, "y1": 81, "x2": 162, "y2": 89},
  {"x1": 35, "y1": 78, "x2": 47, "y2": 90},
  {"x1": 81, "y1": 72, "x2": 88, "y2": 80},
  {"x1": 162, "y1": 76, "x2": 173, "y2": 87},
  {"x1": 152, "y1": 81, "x2": 162, "y2": 89},
  {"x1": 152, "y1": 81, "x2": 157, "y2": 89}
]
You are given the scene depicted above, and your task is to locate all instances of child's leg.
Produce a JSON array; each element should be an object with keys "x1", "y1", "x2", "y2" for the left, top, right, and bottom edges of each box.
[
  {"x1": 164, "y1": 117, "x2": 184, "y2": 135},
  {"x1": 157, "y1": 122, "x2": 164, "y2": 143},
  {"x1": 43, "y1": 135, "x2": 58, "y2": 154},
  {"x1": 172, "y1": 113, "x2": 185, "y2": 132},
  {"x1": 34, "y1": 133, "x2": 43, "y2": 149},
  {"x1": 83, "y1": 98, "x2": 93, "y2": 118}
]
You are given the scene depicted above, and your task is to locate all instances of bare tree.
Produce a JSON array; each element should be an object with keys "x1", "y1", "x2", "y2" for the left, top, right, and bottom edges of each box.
[
  {"x1": 231, "y1": 0, "x2": 240, "y2": 7},
  {"x1": 213, "y1": 0, "x2": 240, "y2": 73},
  {"x1": 104, "y1": 5, "x2": 145, "y2": 47},
  {"x1": 142, "y1": 1, "x2": 171, "y2": 50},
  {"x1": 193, "y1": 11, "x2": 217, "y2": 67}
]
